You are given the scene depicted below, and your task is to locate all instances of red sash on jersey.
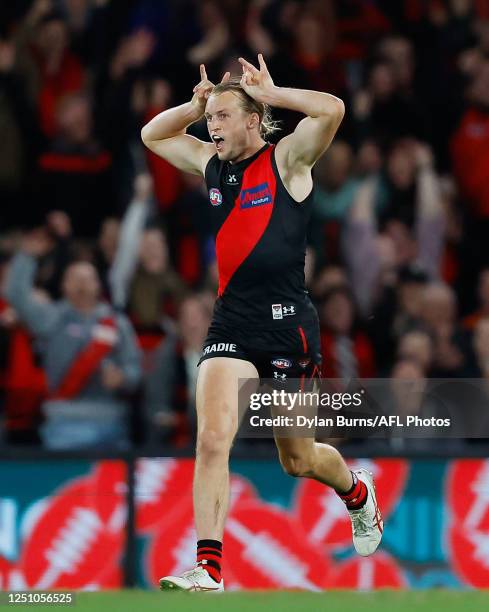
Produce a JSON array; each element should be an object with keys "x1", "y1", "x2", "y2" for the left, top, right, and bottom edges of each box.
[
  {"x1": 50, "y1": 317, "x2": 118, "y2": 400},
  {"x1": 215, "y1": 145, "x2": 276, "y2": 296}
]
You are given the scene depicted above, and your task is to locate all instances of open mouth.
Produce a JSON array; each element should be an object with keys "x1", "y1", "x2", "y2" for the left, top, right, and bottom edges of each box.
[{"x1": 212, "y1": 135, "x2": 224, "y2": 151}]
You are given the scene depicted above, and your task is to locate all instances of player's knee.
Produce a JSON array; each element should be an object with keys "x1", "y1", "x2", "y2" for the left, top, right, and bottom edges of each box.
[
  {"x1": 196, "y1": 426, "x2": 233, "y2": 462},
  {"x1": 279, "y1": 453, "x2": 314, "y2": 478}
]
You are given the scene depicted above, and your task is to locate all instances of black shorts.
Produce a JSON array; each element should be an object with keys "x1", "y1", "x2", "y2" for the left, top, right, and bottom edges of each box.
[{"x1": 198, "y1": 316, "x2": 322, "y2": 385}]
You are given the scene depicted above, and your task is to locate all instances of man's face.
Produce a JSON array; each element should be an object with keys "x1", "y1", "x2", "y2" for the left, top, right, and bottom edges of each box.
[
  {"x1": 139, "y1": 229, "x2": 168, "y2": 274},
  {"x1": 57, "y1": 96, "x2": 92, "y2": 144},
  {"x1": 205, "y1": 91, "x2": 256, "y2": 162},
  {"x1": 63, "y1": 263, "x2": 100, "y2": 307}
]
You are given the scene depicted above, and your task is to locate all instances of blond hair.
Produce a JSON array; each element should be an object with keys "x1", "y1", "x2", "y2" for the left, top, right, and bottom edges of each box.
[{"x1": 210, "y1": 78, "x2": 281, "y2": 138}]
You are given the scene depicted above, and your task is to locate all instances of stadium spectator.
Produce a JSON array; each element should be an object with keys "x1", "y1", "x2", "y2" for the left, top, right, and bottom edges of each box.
[
  {"x1": 355, "y1": 139, "x2": 383, "y2": 178},
  {"x1": 291, "y1": 4, "x2": 345, "y2": 96},
  {"x1": 0, "y1": 264, "x2": 46, "y2": 445},
  {"x1": 343, "y1": 141, "x2": 444, "y2": 315},
  {"x1": 397, "y1": 330, "x2": 434, "y2": 376},
  {"x1": 140, "y1": 79, "x2": 184, "y2": 212},
  {"x1": 126, "y1": 228, "x2": 187, "y2": 327},
  {"x1": 16, "y1": 3, "x2": 86, "y2": 137},
  {"x1": 318, "y1": 286, "x2": 375, "y2": 378},
  {"x1": 4, "y1": 233, "x2": 141, "y2": 450},
  {"x1": 94, "y1": 217, "x2": 121, "y2": 299},
  {"x1": 389, "y1": 358, "x2": 427, "y2": 418},
  {"x1": 143, "y1": 291, "x2": 213, "y2": 448},
  {"x1": 451, "y1": 59, "x2": 489, "y2": 222},
  {"x1": 36, "y1": 92, "x2": 114, "y2": 235},
  {"x1": 309, "y1": 141, "x2": 359, "y2": 268},
  {"x1": 187, "y1": 1, "x2": 231, "y2": 72},
  {"x1": 419, "y1": 282, "x2": 468, "y2": 377},
  {"x1": 106, "y1": 169, "x2": 187, "y2": 322}
]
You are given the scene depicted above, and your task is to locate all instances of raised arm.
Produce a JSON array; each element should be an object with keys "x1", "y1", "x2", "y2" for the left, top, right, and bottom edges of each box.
[
  {"x1": 343, "y1": 177, "x2": 381, "y2": 315},
  {"x1": 414, "y1": 144, "x2": 445, "y2": 279},
  {"x1": 4, "y1": 236, "x2": 58, "y2": 337},
  {"x1": 238, "y1": 54, "x2": 345, "y2": 172},
  {"x1": 109, "y1": 174, "x2": 152, "y2": 310},
  {"x1": 140, "y1": 65, "x2": 229, "y2": 175}
]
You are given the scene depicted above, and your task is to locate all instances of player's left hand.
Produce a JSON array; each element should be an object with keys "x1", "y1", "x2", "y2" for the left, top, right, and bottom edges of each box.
[{"x1": 238, "y1": 53, "x2": 275, "y2": 102}]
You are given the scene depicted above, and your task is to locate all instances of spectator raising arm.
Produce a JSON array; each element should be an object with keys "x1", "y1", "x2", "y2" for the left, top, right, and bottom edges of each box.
[
  {"x1": 109, "y1": 173, "x2": 153, "y2": 310},
  {"x1": 4, "y1": 232, "x2": 58, "y2": 337},
  {"x1": 414, "y1": 144, "x2": 445, "y2": 280},
  {"x1": 342, "y1": 177, "x2": 381, "y2": 315}
]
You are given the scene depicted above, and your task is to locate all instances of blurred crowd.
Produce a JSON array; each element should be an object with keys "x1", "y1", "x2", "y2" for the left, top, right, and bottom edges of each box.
[{"x1": 1, "y1": 0, "x2": 489, "y2": 450}]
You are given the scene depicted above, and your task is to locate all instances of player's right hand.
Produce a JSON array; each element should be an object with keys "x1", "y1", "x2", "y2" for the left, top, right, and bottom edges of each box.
[{"x1": 191, "y1": 64, "x2": 230, "y2": 112}]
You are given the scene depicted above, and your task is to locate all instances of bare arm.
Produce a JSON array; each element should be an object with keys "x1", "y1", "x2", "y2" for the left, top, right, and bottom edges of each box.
[
  {"x1": 140, "y1": 65, "x2": 229, "y2": 176},
  {"x1": 343, "y1": 177, "x2": 380, "y2": 315},
  {"x1": 273, "y1": 90, "x2": 344, "y2": 169},
  {"x1": 4, "y1": 251, "x2": 58, "y2": 337},
  {"x1": 109, "y1": 174, "x2": 152, "y2": 309},
  {"x1": 414, "y1": 144, "x2": 445, "y2": 279},
  {"x1": 238, "y1": 54, "x2": 345, "y2": 171}
]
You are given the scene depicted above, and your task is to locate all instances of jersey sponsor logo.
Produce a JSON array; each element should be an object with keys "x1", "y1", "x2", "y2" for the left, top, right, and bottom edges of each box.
[
  {"x1": 271, "y1": 358, "x2": 292, "y2": 369},
  {"x1": 203, "y1": 342, "x2": 237, "y2": 355},
  {"x1": 240, "y1": 182, "x2": 273, "y2": 209},
  {"x1": 226, "y1": 173, "x2": 238, "y2": 185},
  {"x1": 283, "y1": 305, "x2": 296, "y2": 316},
  {"x1": 272, "y1": 304, "x2": 283, "y2": 320},
  {"x1": 209, "y1": 188, "x2": 223, "y2": 206}
]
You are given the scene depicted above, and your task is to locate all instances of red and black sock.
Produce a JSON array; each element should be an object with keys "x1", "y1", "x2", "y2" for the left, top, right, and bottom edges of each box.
[
  {"x1": 197, "y1": 539, "x2": 222, "y2": 583},
  {"x1": 336, "y1": 471, "x2": 368, "y2": 510}
]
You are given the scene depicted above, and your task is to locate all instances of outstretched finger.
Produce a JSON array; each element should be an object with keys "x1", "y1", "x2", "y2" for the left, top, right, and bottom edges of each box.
[
  {"x1": 238, "y1": 57, "x2": 259, "y2": 74},
  {"x1": 199, "y1": 64, "x2": 207, "y2": 81},
  {"x1": 221, "y1": 71, "x2": 231, "y2": 83},
  {"x1": 257, "y1": 53, "x2": 269, "y2": 74}
]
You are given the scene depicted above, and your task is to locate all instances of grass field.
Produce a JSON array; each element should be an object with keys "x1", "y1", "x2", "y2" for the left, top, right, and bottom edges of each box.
[{"x1": 10, "y1": 590, "x2": 489, "y2": 611}]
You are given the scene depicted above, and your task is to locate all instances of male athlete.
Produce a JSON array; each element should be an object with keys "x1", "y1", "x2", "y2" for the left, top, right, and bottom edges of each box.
[{"x1": 141, "y1": 54, "x2": 383, "y2": 592}]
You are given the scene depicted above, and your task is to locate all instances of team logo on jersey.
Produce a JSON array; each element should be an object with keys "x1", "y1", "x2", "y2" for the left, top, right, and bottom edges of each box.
[
  {"x1": 209, "y1": 188, "x2": 223, "y2": 206},
  {"x1": 298, "y1": 358, "x2": 311, "y2": 369},
  {"x1": 272, "y1": 304, "x2": 283, "y2": 320},
  {"x1": 240, "y1": 182, "x2": 273, "y2": 209},
  {"x1": 271, "y1": 358, "x2": 292, "y2": 369}
]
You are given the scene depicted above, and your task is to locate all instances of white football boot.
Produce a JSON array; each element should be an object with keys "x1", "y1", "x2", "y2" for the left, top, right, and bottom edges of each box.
[
  {"x1": 159, "y1": 565, "x2": 224, "y2": 592},
  {"x1": 347, "y1": 468, "x2": 383, "y2": 556}
]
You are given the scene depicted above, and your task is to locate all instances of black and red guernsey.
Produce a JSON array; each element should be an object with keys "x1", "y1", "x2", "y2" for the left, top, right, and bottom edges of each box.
[{"x1": 205, "y1": 143, "x2": 317, "y2": 331}]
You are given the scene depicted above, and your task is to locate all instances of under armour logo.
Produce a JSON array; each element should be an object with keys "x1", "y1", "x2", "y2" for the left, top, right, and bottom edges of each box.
[
  {"x1": 226, "y1": 174, "x2": 237, "y2": 184},
  {"x1": 274, "y1": 371, "x2": 287, "y2": 381},
  {"x1": 283, "y1": 306, "x2": 295, "y2": 315}
]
